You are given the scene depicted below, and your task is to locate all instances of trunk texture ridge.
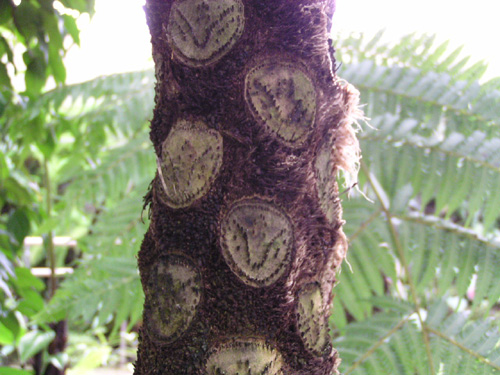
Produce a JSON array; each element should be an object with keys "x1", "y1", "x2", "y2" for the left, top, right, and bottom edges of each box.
[{"x1": 136, "y1": 0, "x2": 361, "y2": 374}]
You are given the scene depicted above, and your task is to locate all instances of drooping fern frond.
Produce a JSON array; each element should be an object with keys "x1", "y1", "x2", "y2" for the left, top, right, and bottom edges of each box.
[
  {"x1": 46, "y1": 72, "x2": 155, "y2": 234},
  {"x1": 40, "y1": 254, "x2": 144, "y2": 338},
  {"x1": 34, "y1": 73, "x2": 155, "y2": 336},
  {"x1": 38, "y1": 187, "x2": 148, "y2": 337},
  {"x1": 336, "y1": 31, "x2": 500, "y2": 138},
  {"x1": 360, "y1": 114, "x2": 500, "y2": 230},
  {"x1": 334, "y1": 300, "x2": 500, "y2": 374},
  {"x1": 331, "y1": 32, "x2": 500, "y2": 375}
]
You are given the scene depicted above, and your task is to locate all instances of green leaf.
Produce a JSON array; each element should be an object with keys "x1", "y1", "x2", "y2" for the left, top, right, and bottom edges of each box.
[
  {"x1": 63, "y1": 14, "x2": 80, "y2": 45},
  {"x1": 367, "y1": 296, "x2": 414, "y2": 314},
  {"x1": 70, "y1": 345, "x2": 111, "y2": 371},
  {"x1": 23, "y1": 49, "x2": 48, "y2": 96},
  {"x1": 18, "y1": 330, "x2": 55, "y2": 364},
  {"x1": 0, "y1": 312, "x2": 21, "y2": 342},
  {"x1": 13, "y1": 1, "x2": 42, "y2": 42},
  {"x1": 0, "y1": 62, "x2": 11, "y2": 89},
  {"x1": 0, "y1": 88, "x2": 11, "y2": 118},
  {"x1": 6, "y1": 209, "x2": 30, "y2": 250},
  {"x1": 14, "y1": 267, "x2": 45, "y2": 291},
  {"x1": 44, "y1": 13, "x2": 66, "y2": 84},
  {"x1": 0, "y1": 35, "x2": 14, "y2": 64},
  {"x1": 0, "y1": 368, "x2": 33, "y2": 375},
  {"x1": 2, "y1": 177, "x2": 32, "y2": 206},
  {"x1": 60, "y1": 0, "x2": 93, "y2": 14},
  {"x1": 43, "y1": 13, "x2": 64, "y2": 51},
  {"x1": 0, "y1": 0, "x2": 13, "y2": 25},
  {"x1": 36, "y1": 129, "x2": 57, "y2": 158},
  {"x1": 49, "y1": 352, "x2": 69, "y2": 370},
  {"x1": 17, "y1": 290, "x2": 45, "y2": 317},
  {"x1": 0, "y1": 321, "x2": 14, "y2": 345}
]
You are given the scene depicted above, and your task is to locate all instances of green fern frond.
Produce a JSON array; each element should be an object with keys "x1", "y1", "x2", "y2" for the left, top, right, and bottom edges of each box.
[
  {"x1": 58, "y1": 134, "x2": 154, "y2": 219},
  {"x1": 334, "y1": 301, "x2": 500, "y2": 374},
  {"x1": 426, "y1": 300, "x2": 500, "y2": 374},
  {"x1": 333, "y1": 311, "x2": 415, "y2": 374},
  {"x1": 359, "y1": 115, "x2": 500, "y2": 227},
  {"x1": 396, "y1": 215, "x2": 500, "y2": 307},
  {"x1": 81, "y1": 188, "x2": 150, "y2": 256},
  {"x1": 40, "y1": 255, "x2": 143, "y2": 338},
  {"x1": 332, "y1": 32, "x2": 500, "y2": 375},
  {"x1": 335, "y1": 31, "x2": 489, "y2": 84},
  {"x1": 39, "y1": 187, "x2": 148, "y2": 336},
  {"x1": 341, "y1": 61, "x2": 500, "y2": 129},
  {"x1": 42, "y1": 71, "x2": 155, "y2": 109},
  {"x1": 29, "y1": 73, "x2": 155, "y2": 335}
]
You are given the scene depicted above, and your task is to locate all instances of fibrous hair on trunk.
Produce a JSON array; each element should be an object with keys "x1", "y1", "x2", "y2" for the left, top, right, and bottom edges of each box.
[{"x1": 135, "y1": 0, "x2": 361, "y2": 374}]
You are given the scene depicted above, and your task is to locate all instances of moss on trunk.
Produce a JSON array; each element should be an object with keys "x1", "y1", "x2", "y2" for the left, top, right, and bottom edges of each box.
[{"x1": 135, "y1": 1, "x2": 360, "y2": 374}]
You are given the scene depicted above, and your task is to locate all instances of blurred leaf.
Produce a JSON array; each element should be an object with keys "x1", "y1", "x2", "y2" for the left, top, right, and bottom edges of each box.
[
  {"x1": 0, "y1": 87, "x2": 10, "y2": 117},
  {"x1": 44, "y1": 12, "x2": 66, "y2": 84},
  {"x1": 63, "y1": 14, "x2": 80, "y2": 45},
  {"x1": 13, "y1": 1, "x2": 42, "y2": 42},
  {"x1": 17, "y1": 289, "x2": 45, "y2": 317},
  {"x1": 0, "y1": 35, "x2": 14, "y2": 64},
  {"x1": 0, "y1": 368, "x2": 33, "y2": 375},
  {"x1": 0, "y1": 312, "x2": 21, "y2": 342},
  {"x1": 1, "y1": 177, "x2": 32, "y2": 206},
  {"x1": 49, "y1": 352, "x2": 69, "y2": 370},
  {"x1": 0, "y1": 0, "x2": 13, "y2": 25},
  {"x1": 0, "y1": 321, "x2": 14, "y2": 345},
  {"x1": 48, "y1": 44, "x2": 66, "y2": 84},
  {"x1": 43, "y1": 12, "x2": 64, "y2": 51},
  {"x1": 70, "y1": 345, "x2": 111, "y2": 372},
  {"x1": 60, "y1": 0, "x2": 95, "y2": 14},
  {"x1": 0, "y1": 248, "x2": 14, "y2": 277},
  {"x1": 0, "y1": 62, "x2": 11, "y2": 88},
  {"x1": 24, "y1": 49, "x2": 48, "y2": 96},
  {"x1": 6, "y1": 209, "x2": 31, "y2": 250},
  {"x1": 36, "y1": 129, "x2": 57, "y2": 158},
  {"x1": 14, "y1": 267, "x2": 45, "y2": 291},
  {"x1": 18, "y1": 330, "x2": 55, "y2": 364}
]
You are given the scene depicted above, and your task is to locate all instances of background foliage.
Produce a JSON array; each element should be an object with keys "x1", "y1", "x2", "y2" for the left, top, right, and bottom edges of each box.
[{"x1": 1, "y1": 14, "x2": 500, "y2": 374}]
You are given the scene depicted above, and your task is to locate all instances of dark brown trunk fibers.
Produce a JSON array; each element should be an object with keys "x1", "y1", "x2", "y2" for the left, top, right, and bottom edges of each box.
[
  {"x1": 135, "y1": 1, "x2": 360, "y2": 374},
  {"x1": 34, "y1": 321, "x2": 67, "y2": 375}
]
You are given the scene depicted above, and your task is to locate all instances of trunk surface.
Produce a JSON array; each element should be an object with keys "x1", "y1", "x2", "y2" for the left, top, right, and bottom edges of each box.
[{"x1": 135, "y1": 1, "x2": 360, "y2": 374}]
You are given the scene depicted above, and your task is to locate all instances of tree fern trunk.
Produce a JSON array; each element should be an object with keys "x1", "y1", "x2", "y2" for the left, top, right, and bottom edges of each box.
[{"x1": 135, "y1": 1, "x2": 360, "y2": 374}]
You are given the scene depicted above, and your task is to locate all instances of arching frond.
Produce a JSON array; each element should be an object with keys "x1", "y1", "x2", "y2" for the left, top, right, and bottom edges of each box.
[{"x1": 332, "y1": 32, "x2": 500, "y2": 374}]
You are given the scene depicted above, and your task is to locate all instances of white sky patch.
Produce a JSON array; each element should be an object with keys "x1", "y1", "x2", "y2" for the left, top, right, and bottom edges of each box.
[
  {"x1": 65, "y1": 0, "x2": 153, "y2": 84},
  {"x1": 66, "y1": 0, "x2": 500, "y2": 83},
  {"x1": 332, "y1": 0, "x2": 500, "y2": 81}
]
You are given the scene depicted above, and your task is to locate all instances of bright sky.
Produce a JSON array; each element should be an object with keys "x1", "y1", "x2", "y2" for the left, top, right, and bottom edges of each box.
[{"x1": 65, "y1": 0, "x2": 500, "y2": 84}]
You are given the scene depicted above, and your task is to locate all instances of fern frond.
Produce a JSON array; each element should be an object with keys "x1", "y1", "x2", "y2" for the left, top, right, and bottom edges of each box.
[
  {"x1": 341, "y1": 61, "x2": 500, "y2": 129},
  {"x1": 39, "y1": 185, "x2": 148, "y2": 336},
  {"x1": 335, "y1": 301, "x2": 500, "y2": 374},
  {"x1": 55, "y1": 135, "x2": 154, "y2": 234},
  {"x1": 333, "y1": 311, "x2": 414, "y2": 374},
  {"x1": 40, "y1": 255, "x2": 143, "y2": 338},
  {"x1": 331, "y1": 199, "x2": 397, "y2": 327},
  {"x1": 426, "y1": 300, "x2": 500, "y2": 374},
  {"x1": 81, "y1": 187, "x2": 150, "y2": 256},
  {"x1": 331, "y1": 31, "x2": 500, "y2": 375},
  {"x1": 335, "y1": 31, "x2": 489, "y2": 84},
  {"x1": 359, "y1": 113, "x2": 500, "y2": 229},
  {"x1": 353, "y1": 171, "x2": 500, "y2": 310}
]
